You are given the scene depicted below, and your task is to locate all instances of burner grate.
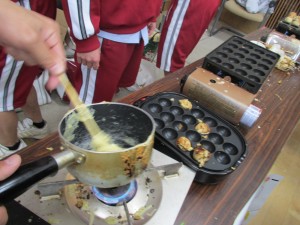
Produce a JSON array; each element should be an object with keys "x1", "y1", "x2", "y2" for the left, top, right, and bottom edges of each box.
[
  {"x1": 15, "y1": 150, "x2": 196, "y2": 225},
  {"x1": 64, "y1": 167, "x2": 162, "y2": 225}
]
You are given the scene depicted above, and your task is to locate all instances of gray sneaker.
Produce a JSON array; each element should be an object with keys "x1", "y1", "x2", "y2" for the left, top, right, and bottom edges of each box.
[
  {"x1": 126, "y1": 83, "x2": 144, "y2": 92},
  {"x1": 18, "y1": 118, "x2": 49, "y2": 139},
  {"x1": 0, "y1": 139, "x2": 27, "y2": 160}
]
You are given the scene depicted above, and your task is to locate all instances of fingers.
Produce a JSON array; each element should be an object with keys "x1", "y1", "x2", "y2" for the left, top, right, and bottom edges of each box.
[
  {"x1": 92, "y1": 63, "x2": 99, "y2": 70},
  {"x1": 148, "y1": 23, "x2": 156, "y2": 37},
  {"x1": 27, "y1": 39, "x2": 65, "y2": 77},
  {"x1": 30, "y1": 11, "x2": 66, "y2": 76},
  {"x1": 77, "y1": 57, "x2": 99, "y2": 69},
  {"x1": 44, "y1": 31, "x2": 67, "y2": 76},
  {"x1": 148, "y1": 22, "x2": 157, "y2": 37},
  {"x1": 30, "y1": 28, "x2": 66, "y2": 76},
  {"x1": 0, "y1": 207, "x2": 8, "y2": 225},
  {"x1": 0, "y1": 154, "x2": 21, "y2": 181},
  {"x1": 2, "y1": 9, "x2": 66, "y2": 77},
  {"x1": 46, "y1": 75, "x2": 60, "y2": 91},
  {"x1": 76, "y1": 49, "x2": 100, "y2": 70},
  {"x1": 86, "y1": 61, "x2": 100, "y2": 70}
]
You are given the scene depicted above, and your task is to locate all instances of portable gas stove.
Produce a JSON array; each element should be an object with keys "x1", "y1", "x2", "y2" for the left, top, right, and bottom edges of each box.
[{"x1": 15, "y1": 150, "x2": 195, "y2": 225}]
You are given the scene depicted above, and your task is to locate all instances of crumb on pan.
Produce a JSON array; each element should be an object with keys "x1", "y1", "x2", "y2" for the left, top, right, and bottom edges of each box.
[
  {"x1": 179, "y1": 99, "x2": 192, "y2": 110},
  {"x1": 195, "y1": 120, "x2": 210, "y2": 135},
  {"x1": 193, "y1": 146, "x2": 211, "y2": 167},
  {"x1": 176, "y1": 136, "x2": 193, "y2": 151}
]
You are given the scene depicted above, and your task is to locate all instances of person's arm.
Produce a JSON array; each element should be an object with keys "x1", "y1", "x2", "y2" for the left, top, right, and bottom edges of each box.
[
  {"x1": 0, "y1": 0, "x2": 66, "y2": 89},
  {"x1": 61, "y1": 0, "x2": 101, "y2": 70},
  {"x1": 0, "y1": 155, "x2": 21, "y2": 225}
]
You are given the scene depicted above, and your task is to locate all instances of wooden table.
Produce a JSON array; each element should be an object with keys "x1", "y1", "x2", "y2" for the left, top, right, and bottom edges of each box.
[{"x1": 18, "y1": 28, "x2": 300, "y2": 225}]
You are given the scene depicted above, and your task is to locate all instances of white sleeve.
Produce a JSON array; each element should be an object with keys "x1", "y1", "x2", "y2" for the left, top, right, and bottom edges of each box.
[
  {"x1": 235, "y1": 0, "x2": 247, "y2": 8},
  {"x1": 66, "y1": 0, "x2": 95, "y2": 40},
  {"x1": 245, "y1": 0, "x2": 260, "y2": 13}
]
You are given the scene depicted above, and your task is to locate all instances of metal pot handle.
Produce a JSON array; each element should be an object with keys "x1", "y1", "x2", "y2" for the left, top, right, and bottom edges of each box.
[{"x1": 0, "y1": 150, "x2": 77, "y2": 205}]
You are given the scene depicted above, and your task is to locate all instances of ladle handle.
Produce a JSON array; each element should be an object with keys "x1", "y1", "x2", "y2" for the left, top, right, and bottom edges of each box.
[
  {"x1": 59, "y1": 73, "x2": 82, "y2": 107},
  {"x1": 58, "y1": 73, "x2": 101, "y2": 137},
  {"x1": 0, "y1": 156, "x2": 58, "y2": 205}
]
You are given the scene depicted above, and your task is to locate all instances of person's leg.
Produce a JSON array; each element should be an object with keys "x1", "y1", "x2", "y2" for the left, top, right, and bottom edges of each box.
[
  {"x1": 0, "y1": 54, "x2": 30, "y2": 158},
  {"x1": 14, "y1": 0, "x2": 55, "y2": 140},
  {"x1": 96, "y1": 40, "x2": 141, "y2": 102},
  {"x1": 118, "y1": 41, "x2": 144, "y2": 88},
  {"x1": 0, "y1": 110, "x2": 27, "y2": 159},
  {"x1": 21, "y1": 86, "x2": 43, "y2": 123},
  {"x1": 156, "y1": 0, "x2": 183, "y2": 73},
  {"x1": 17, "y1": 85, "x2": 49, "y2": 139},
  {"x1": 0, "y1": 0, "x2": 56, "y2": 158},
  {"x1": 78, "y1": 39, "x2": 138, "y2": 103},
  {"x1": 157, "y1": 0, "x2": 220, "y2": 73},
  {"x1": 18, "y1": 0, "x2": 57, "y2": 123},
  {"x1": 164, "y1": 71, "x2": 172, "y2": 76},
  {"x1": 0, "y1": 111, "x2": 19, "y2": 147}
]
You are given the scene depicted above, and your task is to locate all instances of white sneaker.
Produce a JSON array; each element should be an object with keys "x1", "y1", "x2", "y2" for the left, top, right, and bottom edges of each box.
[
  {"x1": 18, "y1": 118, "x2": 49, "y2": 139},
  {"x1": 126, "y1": 83, "x2": 144, "y2": 92},
  {"x1": 0, "y1": 139, "x2": 27, "y2": 160}
]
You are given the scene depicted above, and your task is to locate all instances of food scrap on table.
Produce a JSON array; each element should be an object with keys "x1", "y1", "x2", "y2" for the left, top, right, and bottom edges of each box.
[
  {"x1": 275, "y1": 55, "x2": 296, "y2": 71},
  {"x1": 275, "y1": 94, "x2": 283, "y2": 101}
]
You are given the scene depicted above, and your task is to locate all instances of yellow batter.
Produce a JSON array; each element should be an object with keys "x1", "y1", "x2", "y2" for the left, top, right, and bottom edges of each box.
[{"x1": 63, "y1": 106, "x2": 124, "y2": 152}]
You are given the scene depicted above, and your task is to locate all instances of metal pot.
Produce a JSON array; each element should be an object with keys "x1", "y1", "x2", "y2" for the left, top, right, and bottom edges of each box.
[
  {"x1": 0, "y1": 103, "x2": 155, "y2": 204},
  {"x1": 59, "y1": 102, "x2": 155, "y2": 187}
]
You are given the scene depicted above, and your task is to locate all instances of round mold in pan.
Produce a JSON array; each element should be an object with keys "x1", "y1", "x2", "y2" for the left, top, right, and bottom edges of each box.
[{"x1": 139, "y1": 92, "x2": 247, "y2": 172}]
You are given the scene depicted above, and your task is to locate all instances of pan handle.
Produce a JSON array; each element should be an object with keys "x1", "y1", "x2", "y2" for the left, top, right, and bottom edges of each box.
[{"x1": 0, "y1": 150, "x2": 76, "y2": 205}]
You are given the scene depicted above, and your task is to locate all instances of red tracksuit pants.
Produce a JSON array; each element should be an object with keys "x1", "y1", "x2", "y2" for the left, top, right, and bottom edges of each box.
[
  {"x1": 72, "y1": 38, "x2": 144, "y2": 104},
  {"x1": 156, "y1": 0, "x2": 220, "y2": 72}
]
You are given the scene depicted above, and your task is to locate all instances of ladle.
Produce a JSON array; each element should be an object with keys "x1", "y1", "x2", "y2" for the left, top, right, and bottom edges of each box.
[{"x1": 58, "y1": 73, "x2": 112, "y2": 149}]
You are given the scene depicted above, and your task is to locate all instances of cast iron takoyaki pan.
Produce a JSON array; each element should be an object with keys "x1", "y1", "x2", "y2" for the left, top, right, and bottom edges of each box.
[{"x1": 203, "y1": 36, "x2": 280, "y2": 94}]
